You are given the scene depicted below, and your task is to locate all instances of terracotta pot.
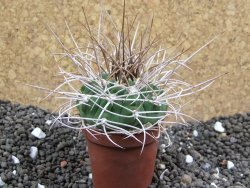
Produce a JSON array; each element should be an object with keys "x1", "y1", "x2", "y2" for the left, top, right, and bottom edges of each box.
[{"x1": 83, "y1": 129, "x2": 159, "y2": 188}]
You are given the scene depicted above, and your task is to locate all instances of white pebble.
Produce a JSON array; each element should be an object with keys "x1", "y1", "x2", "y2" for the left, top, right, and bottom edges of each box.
[
  {"x1": 214, "y1": 121, "x2": 225, "y2": 133},
  {"x1": 158, "y1": 164, "x2": 166, "y2": 170},
  {"x1": 213, "y1": 167, "x2": 220, "y2": 179},
  {"x1": 213, "y1": 173, "x2": 220, "y2": 179},
  {"x1": 12, "y1": 155, "x2": 20, "y2": 164},
  {"x1": 160, "y1": 169, "x2": 169, "y2": 180},
  {"x1": 12, "y1": 170, "x2": 17, "y2": 175},
  {"x1": 185, "y1": 155, "x2": 193, "y2": 164},
  {"x1": 0, "y1": 177, "x2": 5, "y2": 186},
  {"x1": 216, "y1": 167, "x2": 220, "y2": 174},
  {"x1": 222, "y1": 178, "x2": 228, "y2": 181},
  {"x1": 210, "y1": 182, "x2": 218, "y2": 188},
  {"x1": 193, "y1": 130, "x2": 198, "y2": 137},
  {"x1": 88, "y1": 173, "x2": 93, "y2": 179},
  {"x1": 227, "y1": 160, "x2": 235, "y2": 169},
  {"x1": 45, "y1": 120, "x2": 52, "y2": 125},
  {"x1": 31, "y1": 127, "x2": 46, "y2": 139},
  {"x1": 160, "y1": 144, "x2": 166, "y2": 149},
  {"x1": 37, "y1": 183, "x2": 45, "y2": 188},
  {"x1": 30, "y1": 146, "x2": 38, "y2": 159},
  {"x1": 221, "y1": 133, "x2": 227, "y2": 137}
]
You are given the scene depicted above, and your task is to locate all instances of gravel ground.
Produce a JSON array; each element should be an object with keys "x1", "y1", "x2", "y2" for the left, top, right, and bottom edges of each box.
[{"x1": 0, "y1": 100, "x2": 249, "y2": 188}]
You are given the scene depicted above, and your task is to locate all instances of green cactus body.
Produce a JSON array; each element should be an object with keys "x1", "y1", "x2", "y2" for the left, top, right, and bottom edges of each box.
[
  {"x1": 109, "y1": 102, "x2": 123, "y2": 124},
  {"x1": 81, "y1": 80, "x2": 101, "y2": 94},
  {"x1": 118, "y1": 105, "x2": 143, "y2": 128},
  {"x1": 77, "y1": 74, "x2": 168, "y2": 129},
  {"x1": 139, "y1": 83, "x2": 167, "y2": 125},
  {"x1": 92, "y1": 98, "x2": 108, "y2": 119},
  {"x1": 109, "y1": 85, "x2": 127, "y2": 95}
]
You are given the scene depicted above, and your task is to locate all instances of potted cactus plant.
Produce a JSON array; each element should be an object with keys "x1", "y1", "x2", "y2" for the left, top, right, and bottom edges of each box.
[{"x1": 42, "y1": 2, "x2": 222, "y2": 188}]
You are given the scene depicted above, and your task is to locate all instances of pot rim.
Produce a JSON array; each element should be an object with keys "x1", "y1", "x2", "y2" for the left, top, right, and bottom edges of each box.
[{"x1": 83, "y1": 127, "x2": 160, "y2": 149}]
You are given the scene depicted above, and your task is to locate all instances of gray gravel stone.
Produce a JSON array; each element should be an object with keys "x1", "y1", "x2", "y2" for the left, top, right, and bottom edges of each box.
[
  {"x1": 181, "y1": 174, "x2": 192, "y2": 184},
  {"x1": 201, "y1": 162, "x2": 212, "y2": 171}
]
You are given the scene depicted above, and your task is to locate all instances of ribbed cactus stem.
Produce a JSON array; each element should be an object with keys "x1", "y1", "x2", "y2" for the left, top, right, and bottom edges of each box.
[{"x1": 76, "y1": 73, "x2": 168, "y2": 130}]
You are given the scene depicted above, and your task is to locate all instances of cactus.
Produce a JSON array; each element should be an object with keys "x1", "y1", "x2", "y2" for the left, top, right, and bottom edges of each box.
[{"x1": 46, "y1": 4, "x2": 220, "y2": 140}]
